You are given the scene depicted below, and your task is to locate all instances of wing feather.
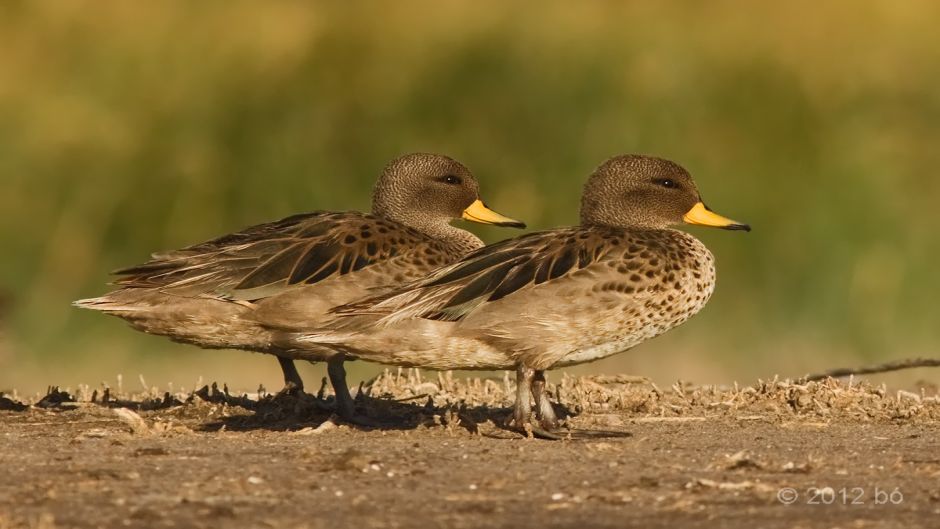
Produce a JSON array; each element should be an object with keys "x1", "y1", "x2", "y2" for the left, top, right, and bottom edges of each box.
[
  {"x1": 110, "y1": 212, "x2": 438, "y2": 301},
  {"x1": 332, "y1": 227, "x2": 619, "y2": 324}
]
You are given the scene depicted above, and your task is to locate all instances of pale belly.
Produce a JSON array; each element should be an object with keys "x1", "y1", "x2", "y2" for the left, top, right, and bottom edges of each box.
[
  {"x1": 328, "y1": 322, "x2": 515, "y2": 371},
  {"x1": 547, "y1": 285, "x2": 713, "y2": 369},
  {"x1": 551, "y1": 329, "x2": 658, "y2": 368}
]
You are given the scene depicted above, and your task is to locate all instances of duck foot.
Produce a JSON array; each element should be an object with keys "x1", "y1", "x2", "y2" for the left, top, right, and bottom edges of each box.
[
  {"x1": 497, "y1": 416, "x2": 568, "y2": 440},
  {"x1": 274, "y1": 383, "x2": 306, "y2": 398},
  {"x1": 329, "y1": 396, "x2": 382, "y2": 428},
  {"x1": 524, "y1": 423, "x2": 567, "y2": 440}
]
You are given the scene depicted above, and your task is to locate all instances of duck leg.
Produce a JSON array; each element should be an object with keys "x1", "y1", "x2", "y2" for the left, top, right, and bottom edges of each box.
[
  {"x1": 277, "y1": 357, "x2": 305, "y2": 395},
  {"x1": 531, "y1": 370, "x2": 559, "y2": 430},
  {"x1": 327, "y1": 354, "x2": 356, "y2": 420},
  {"x1": 325, "y1": 354, "x2": 382, "y2": 427},
  {"x1": 512, "y1": 365, "x2": 535, "y2": 427},
  {"x1": 511, "y1": 365, "x2": 562, "y2": 440}
]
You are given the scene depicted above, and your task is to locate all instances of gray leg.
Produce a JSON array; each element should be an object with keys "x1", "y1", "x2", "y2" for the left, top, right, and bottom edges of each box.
[
  {"x1": 277, "y1": 357, "x2": 304, "y2": 394},
  {"x1": 532, "y1": 370, "x2": 558, "y2": 430},
  {"x1": 513, "y1": 365, "x2": 535, "y2": 427},
  {"x1": 327, "y1": 355, "x2": 355, "y2": 420},
  {"x1": 511, "y1": 365, "x2": 562, "y2": 440}
]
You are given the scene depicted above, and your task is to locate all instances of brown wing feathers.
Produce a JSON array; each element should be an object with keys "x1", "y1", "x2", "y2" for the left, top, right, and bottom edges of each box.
[
  {"x1": 109, "y1": 212, "x2": 426, "y2": 300},
  {"x1": 334, "y1": 228, "x2": 610, "y2": 323}
]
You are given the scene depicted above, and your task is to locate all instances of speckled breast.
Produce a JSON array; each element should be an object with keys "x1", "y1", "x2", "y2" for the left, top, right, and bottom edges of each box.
[{"x1": 554, "y1": 229, "x2": 716, "y2": 368}]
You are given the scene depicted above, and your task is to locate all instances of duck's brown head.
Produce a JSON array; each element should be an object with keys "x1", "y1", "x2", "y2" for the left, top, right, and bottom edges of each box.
[
  {"x1": 580, "y1": 155, "x2": 750, "y2": 232},
  {"x1": 372, "y1": 153, "x2": 525, "y2": 232}
]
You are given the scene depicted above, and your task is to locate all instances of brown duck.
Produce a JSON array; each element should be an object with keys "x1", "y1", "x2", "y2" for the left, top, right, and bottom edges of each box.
[
  {"x1": 74, "y1": 153, "x2": 525, "y2": 419},
  {"x1": 298, "y1": 155, "x2": 748, "y2": 433}
]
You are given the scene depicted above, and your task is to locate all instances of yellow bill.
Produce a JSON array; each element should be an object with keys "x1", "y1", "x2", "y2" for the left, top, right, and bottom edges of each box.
[
  {"x1": 682, "y1": 202, "x2": 750, "y2": 231},
  {"x1": 462, "y1": 199, "x2": 526, "y2": 228}
]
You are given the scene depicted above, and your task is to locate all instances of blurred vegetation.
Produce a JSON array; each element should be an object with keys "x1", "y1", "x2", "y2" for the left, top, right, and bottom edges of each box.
[{"x1": 2, "y1": 1, "x2": 939, "y2": 394}]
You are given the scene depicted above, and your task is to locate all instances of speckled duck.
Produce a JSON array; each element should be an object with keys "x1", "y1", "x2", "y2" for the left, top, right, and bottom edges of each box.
[
  {"x1": 299, "y1": 155, "x2": 749, "y2": 433},
  {"x1": 74, "y1": 153, "x2": 525, "y2": 420}
]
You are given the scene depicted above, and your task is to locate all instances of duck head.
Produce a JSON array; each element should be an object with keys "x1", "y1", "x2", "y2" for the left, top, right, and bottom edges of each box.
[
  {"x1": 372, "y1": 153, "x2": 526, "y2": 232},
  {"x1": 580, "y1": 155, "x2": 750, "y2": 232}
]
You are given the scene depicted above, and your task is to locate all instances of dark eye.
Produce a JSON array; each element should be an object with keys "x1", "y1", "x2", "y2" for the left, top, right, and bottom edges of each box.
[
  {"x1": 439, "y1": 174, "x2": 462, "y2": 185},
  {"x1": 655, "y1": 178, "x2": 677, "y2": 189}
]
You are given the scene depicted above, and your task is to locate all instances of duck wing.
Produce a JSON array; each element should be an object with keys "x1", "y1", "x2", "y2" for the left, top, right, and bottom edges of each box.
[
  {"x1": 332, "y1": 226, "x2": 632, "y2": 324},
  {"x1": 112, "y1": 211, "x2": 440, "y2": 301}
]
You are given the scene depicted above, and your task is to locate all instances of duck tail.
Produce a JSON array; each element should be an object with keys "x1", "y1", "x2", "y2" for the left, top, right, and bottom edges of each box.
[{"x1": 72, "y1": 295, "x2": 144, "y2": 313}]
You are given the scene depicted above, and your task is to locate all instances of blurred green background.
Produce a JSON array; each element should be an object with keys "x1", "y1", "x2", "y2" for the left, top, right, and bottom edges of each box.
[{"x1": 2, "y1": 1, "x2": 938, "y2": 396}]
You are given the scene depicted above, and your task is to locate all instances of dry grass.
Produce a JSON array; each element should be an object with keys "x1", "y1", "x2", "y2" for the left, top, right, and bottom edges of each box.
[{"x1": 7, "y1": 370, "x2": 939, "y2": 430}]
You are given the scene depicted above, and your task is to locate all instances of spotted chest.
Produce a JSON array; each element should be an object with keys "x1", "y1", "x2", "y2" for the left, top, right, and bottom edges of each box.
[{"x1": 546, "y1": 229, "x2": 716, "y2": 369}]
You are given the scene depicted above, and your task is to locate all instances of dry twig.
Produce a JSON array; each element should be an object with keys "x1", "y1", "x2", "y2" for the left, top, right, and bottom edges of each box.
[{"x1": 801, "y1": 357, "x2": 940, "y2": 382}]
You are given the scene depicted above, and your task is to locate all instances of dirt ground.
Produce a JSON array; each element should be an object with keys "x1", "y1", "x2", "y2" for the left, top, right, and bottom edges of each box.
[{"x1": 1, "y1": 371, "x2": 939, "y2": 529}]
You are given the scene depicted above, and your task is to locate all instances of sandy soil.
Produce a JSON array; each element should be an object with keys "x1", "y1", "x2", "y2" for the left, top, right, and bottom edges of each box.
[{"x1": 1, "y1": 371, "x2": 939, "y2": 529}]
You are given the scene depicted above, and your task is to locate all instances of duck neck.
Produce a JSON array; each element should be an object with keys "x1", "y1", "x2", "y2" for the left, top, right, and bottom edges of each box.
[
  {"x1": 415, "y1": 220, "x2": 484, "y2": 253},
  {"x1": 373, "y1": 197, "x2": 485, "y2": 254}
]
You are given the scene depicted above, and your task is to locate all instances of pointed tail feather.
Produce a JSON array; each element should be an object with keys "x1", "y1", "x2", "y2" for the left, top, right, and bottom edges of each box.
[{"x1": 72, "y1": 296, "x2": 147, "y2": 313}]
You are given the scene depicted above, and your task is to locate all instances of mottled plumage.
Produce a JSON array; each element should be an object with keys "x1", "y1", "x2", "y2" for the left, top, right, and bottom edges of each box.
[
  {"x1": 75, "y1": 153, "x2": 525, "y2": 419},
  {"x1": 109, "y1": 211, "x2": 476, "y2": 305},
  {"x1": 300, "y1": 155, "x2": 748, "y2": 433}
]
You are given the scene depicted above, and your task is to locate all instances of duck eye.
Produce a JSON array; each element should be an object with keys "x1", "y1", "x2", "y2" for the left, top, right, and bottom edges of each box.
[
  {"x1": 655, "y1": 178, "x2": 677, "y2": 189},
  {"x1": 439, "y1": 174, "x2": 462, "y2": 185}
]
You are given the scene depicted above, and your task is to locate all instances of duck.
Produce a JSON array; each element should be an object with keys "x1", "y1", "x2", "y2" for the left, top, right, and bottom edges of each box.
[
  {"x1": 297, "y1": 155, "x2": 748, "y2": 434},
  {"x1": 74, "y1": 153, "x2": 525, "y2": 420}
]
